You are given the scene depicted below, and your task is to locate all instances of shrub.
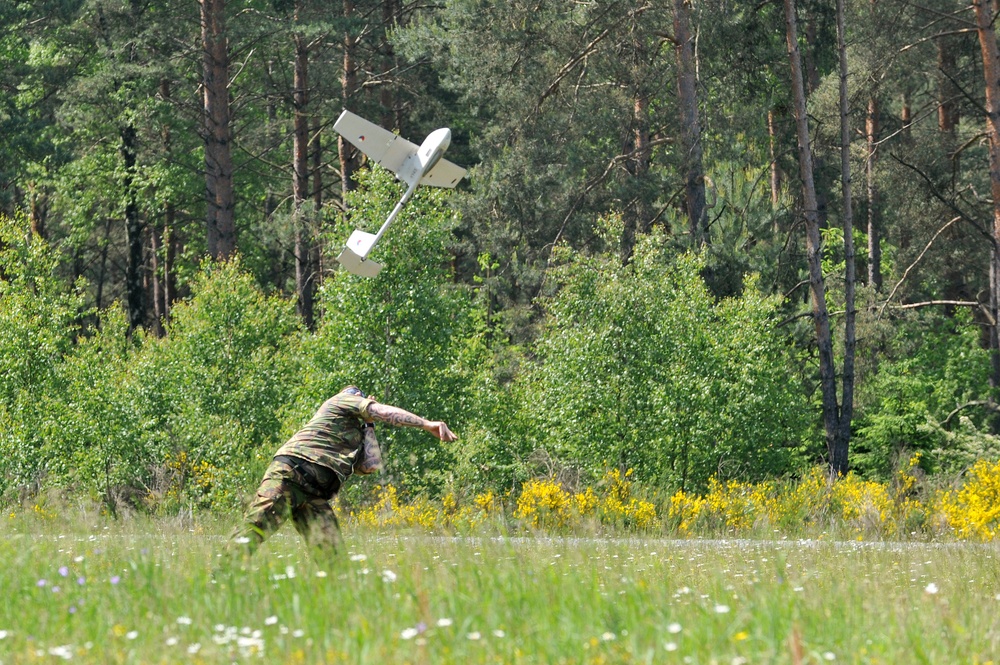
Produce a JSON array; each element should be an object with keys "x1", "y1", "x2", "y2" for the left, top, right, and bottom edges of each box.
[
  {"x1": 0, "y1": 213, "x2": 89, "y2": 498},
  {"x1": 853, "y1": 310, "x2": 998, "y2": 478},
  {"x1": 937, "y1": 459, "x2": 1000, "y2": 541},
  {"x1": 523, "y1": 219, "x2": 809, "y2": 492}
]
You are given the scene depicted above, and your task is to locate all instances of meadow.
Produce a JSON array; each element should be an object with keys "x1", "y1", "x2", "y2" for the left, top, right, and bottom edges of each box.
[{"x1": 3, "y1": 509, "x2": 1000, "y2": 665}]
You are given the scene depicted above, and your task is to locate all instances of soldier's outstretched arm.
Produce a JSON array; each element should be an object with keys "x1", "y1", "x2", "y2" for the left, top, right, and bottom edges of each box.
[{"x1": 367, "y1": 402, "x2": 457, "y2": 442}]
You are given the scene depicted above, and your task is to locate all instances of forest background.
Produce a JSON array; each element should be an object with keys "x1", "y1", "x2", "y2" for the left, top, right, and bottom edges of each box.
[{"x1": 3, "y1": 0, "x2": 1000, "y2": 519}]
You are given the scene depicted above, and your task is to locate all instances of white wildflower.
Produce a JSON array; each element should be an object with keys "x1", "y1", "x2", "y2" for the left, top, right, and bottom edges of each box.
[{"x1": 48, "y1": 645, "x2": 74, "y2": 660}]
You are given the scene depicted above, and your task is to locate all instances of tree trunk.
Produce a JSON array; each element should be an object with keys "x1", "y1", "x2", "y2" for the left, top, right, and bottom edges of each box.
[
  {"x1": 866, "y1": 93, "x2": 882, "y2": 291},
  {"x1": 836, "y1": 0, "x2": 856, "y2": 473},
  {"x1": 901, "y1": 89, "x2": 912, "y2": 140},
  {"x1": 622, "y1": 93, "x2": 652, "y2": 264},
  {"x1": 380, "y1": 0, "x2": 398, "y2": 129},
  {"x1": 312, "y1": 115, "x2": 325, "y2": 289},
  {"x1": 674, "y1": 0, "x2": 707, "y2": 246},
  {"x1": 768, "y1": 108, "x2": 781, "y2": 207},
  {"x1": 121, "y1": 122, "x2": 146, "y2": 335},
  {"x1": 201, "y1": 0, "x2": 236, "y2": 260},
  {"x1": 293, "y1": 25, "x2": 316, "y2": 328},
  {"x1": 163, "y1": 219, "x2": 176, "y2": 321},
  {"x1": 95, "y1": 216, "x2": 113, "y2": 313},
  {"x1": 339, "y1": 0, "x2": 360, "y2": 198},
  {"x1": 158, "y1": 78, "x2": 176, "y2": 330},
  {"x1": 621, "y1": 3, "x2": 653, "y2": 265},
  {"x1": 865, "y1": 0, "x2": 881, "y2": 292},
  {"x1": 150, "y1": 213, "x2": 177, "y2": 331},
  {"x1": 805, "y1": 16, "x2": 820, "y2": 93},
  {"x1": 937, "y1": 35, "x2": 960, "y2": 135},
  {"x1": 785, "y1": 0, "x2": 844, "y2": 475},
  {"x1": 150, "y1": 226, "x2": 165, "y2": 337},
  {"x1": 973, "y1": 0, "x2": 1000, "y2": 395},
  {"x1": 312, "y1": 115, "x2": 323, "y2": 211},
  {"x1": 28, "y1": 192, "x2": 47, "y2": 239}
]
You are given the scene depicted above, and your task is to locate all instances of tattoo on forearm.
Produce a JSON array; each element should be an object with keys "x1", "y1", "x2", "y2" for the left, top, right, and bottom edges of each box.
[{"x1": 369, "y1": 403, "x2": 427, "y2": 429}]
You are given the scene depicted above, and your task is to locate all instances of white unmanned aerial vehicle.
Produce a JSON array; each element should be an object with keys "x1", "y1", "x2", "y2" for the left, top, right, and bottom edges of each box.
[{"x1": 333, "y1": 109, "x2": 467, "y2": 277}]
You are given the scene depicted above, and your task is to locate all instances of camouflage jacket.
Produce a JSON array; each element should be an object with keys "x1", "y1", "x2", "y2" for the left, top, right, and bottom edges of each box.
[{"x1": 273, "y1": 393, "x2": 376, "y2": 480}]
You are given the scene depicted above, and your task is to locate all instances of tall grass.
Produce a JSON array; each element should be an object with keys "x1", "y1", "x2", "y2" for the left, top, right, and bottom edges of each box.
[{"x1": 3, "y1": 510, "x2": 1000, "y2": 663}]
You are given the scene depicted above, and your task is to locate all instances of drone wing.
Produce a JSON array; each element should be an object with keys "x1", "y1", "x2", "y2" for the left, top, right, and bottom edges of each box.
[
  {"x1": 420, "y1": 158, "x2": 467, "y2": 189},
  {"x1": 334, "y1": 109, "x2": 417, "y2": 176}
]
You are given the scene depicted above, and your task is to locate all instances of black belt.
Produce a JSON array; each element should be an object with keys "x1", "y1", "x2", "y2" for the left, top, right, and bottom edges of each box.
[{"x1": 274, "y1": 455, "x2": 340, "y2": 499}]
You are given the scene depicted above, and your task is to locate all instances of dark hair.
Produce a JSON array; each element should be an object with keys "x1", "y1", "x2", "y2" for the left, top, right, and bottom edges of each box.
[{"x1": 341, "y1": 385, "x2": 366, "y2": 398}]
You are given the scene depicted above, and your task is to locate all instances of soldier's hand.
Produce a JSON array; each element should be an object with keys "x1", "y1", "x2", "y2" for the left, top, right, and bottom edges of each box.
[{"x1": 424, "y1": 421, "x2": 457, "y2": 442}]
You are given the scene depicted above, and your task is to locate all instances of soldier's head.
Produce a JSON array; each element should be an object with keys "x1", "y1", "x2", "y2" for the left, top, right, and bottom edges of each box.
[{"x1": 340, "y1": 385, "x2": 367, "y2": 398}]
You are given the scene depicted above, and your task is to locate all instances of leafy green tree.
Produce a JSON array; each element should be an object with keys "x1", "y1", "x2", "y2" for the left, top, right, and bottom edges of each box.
[
  {"x1": 139, "y1": 257, "x2": 303, "y2": 508},
  {"x1": 2, "y1": 249, "x2": 302, "y2": 510},
  {"x1": 522, "y1": 218, "x2": 809, "y2": 492},
  {"x1": 853, "y1": 310, "x2": 1000, "y2": 478},
  {"x1": 0, "y1": 1, "x2": 81, "y2": 223},
  {"x1": 37, "y1": 307, "x2": 154, "y2": 510},
  {"x1": 396, "y1": 0, "x2": 676, "y2": 334},
  {"x1": 0, "y1": 212, "x2": 88, "y2": 497}
]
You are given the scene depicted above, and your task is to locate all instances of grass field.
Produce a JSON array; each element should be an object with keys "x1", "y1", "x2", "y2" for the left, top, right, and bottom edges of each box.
[{"x1": 3, "y1": 514, "x2": 1000, "y2": 664}]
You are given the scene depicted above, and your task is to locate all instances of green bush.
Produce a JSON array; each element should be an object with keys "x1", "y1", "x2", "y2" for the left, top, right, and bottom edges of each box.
[
  {"x1": 2, "y1": 250, "x2": 303, "y2": 512},
  {"x1": 138, "y1": 257, "x2": 303, "y2": 510},
  {"x1": 853, "y1": 310, "x2": 1000, "y2": 478},
  {"x1": 0, "y1": 213, "x2": 89, "y2": 498},
  {"x1": 520, "y1": 217, "x2": 809, "y2": 492}
]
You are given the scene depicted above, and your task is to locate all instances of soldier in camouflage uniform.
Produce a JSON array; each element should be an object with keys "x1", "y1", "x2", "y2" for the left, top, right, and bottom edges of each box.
[{"x1": 232, "y1": 386, "x2": 457, "y2": 555}]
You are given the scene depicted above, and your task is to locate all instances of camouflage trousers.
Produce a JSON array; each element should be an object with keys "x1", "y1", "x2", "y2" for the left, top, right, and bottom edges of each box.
[{"x1": 231, "y1": 457, "x2": 343, "y2": 556}]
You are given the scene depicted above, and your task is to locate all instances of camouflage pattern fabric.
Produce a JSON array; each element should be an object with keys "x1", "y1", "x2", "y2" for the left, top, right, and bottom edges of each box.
[
  {"x1": 273, "y1": 393, "x2": 376, "y2": 481},
  {"x1": 232, "y1": 458, "x2": 342, "y2": 555}
]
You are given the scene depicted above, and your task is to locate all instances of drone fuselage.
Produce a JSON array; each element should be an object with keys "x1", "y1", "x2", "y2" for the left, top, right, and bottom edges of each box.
[{"x1": 398, "y1": 128, "x2": 452, "y2": 186}]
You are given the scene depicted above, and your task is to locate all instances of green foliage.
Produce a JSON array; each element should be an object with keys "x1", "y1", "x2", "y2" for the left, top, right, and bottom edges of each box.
[
  {"x1": 853, "y1": 310, "x2": 1000, "y2": 478},
  {"x1": 38, "y1": 308, "x2": 157, "y2": 507},
  {"x1": 522, "y1": 217, "x2": 809, "y2": 492},
  {"x1": 3, "y1": 0, "x2": 999, "y2": 509},
  {"x1": 0, "y1": 213, "x2": 87, "y2": 402},
  {"x1": 0, "y1": 213, "x2": 89, "y2": 495},
  {"x1": 137, "y1": 257, "x2": 303, "y2": 509},
  {"x1": 0, "y1": 246, "x2": 303, "y2": 511}
]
